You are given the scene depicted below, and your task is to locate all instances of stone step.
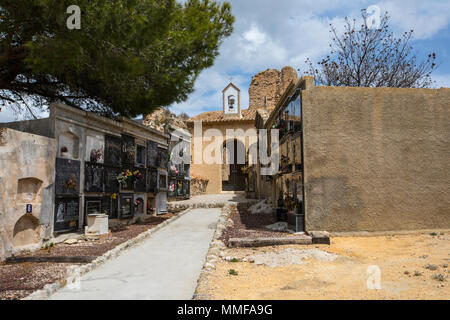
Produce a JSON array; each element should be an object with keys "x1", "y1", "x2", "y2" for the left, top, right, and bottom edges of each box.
[{"x1": 228, "y1": 235, "x2": 312, "y2": 248}]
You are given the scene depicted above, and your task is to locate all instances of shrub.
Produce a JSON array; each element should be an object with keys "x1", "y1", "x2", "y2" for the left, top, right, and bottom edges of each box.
[{"x1": 228, "y1": 269, "x2": 238, "y2": 276}]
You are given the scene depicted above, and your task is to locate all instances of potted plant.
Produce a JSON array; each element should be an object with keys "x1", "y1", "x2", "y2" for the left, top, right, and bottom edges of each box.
[{"x1": 60, "y1": 146, "x2": 69, "y2": 158}]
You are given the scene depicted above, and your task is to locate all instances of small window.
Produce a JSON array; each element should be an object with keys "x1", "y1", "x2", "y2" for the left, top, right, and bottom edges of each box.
[
  {"x1": 136, "y1": 145, "x2": 146, "y2": 165},
  {"x1": 228, "y1": 95, "x2": 236, "y2": 111}
]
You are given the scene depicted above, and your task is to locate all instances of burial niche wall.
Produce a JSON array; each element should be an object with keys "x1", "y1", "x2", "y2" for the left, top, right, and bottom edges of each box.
[
  {"x1": 13, "y1": 214, "x2": 40, "y2": 247},
  {"x1": 17, "y1": 178, "x2": 43, "y2": 202}
]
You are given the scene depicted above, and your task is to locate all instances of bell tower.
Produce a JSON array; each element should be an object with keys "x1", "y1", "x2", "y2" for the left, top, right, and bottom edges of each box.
[{"x1": 222, "y1": 82, "x2": 241, "y2": 118}]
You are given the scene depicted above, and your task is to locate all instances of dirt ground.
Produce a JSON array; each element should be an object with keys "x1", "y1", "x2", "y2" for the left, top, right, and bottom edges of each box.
[
  {"x1": 0, "y1": 213, "x2": 175, "y2": 300},
  {"x1": 196, "y1": 232, "x2": 450, "y2": 300}
]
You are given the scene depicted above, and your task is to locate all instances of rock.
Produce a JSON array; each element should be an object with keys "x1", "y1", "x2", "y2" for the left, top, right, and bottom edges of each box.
[
  {"x1": 219, "y1": 251, "x2": 226, "y2": 258},
  {"x1": 424, "y1": 264, "x2": 439, "y2": 271},
  {"x1": 204, "y1": 263, "x2": 215, "y2": 270},
  {"x1": 309, "y1": 231, "x2": 331, "y2": 245},
  {"x1": 64, "y1": 239, "x2": 78, "y2": 245},
  {"x1": 265, "y1": 222, "x2": 289, "y2": 232}
]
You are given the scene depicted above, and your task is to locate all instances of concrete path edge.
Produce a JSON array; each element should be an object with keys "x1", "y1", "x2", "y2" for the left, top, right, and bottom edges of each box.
[
  {"x1": 22, "y1": 209, "x2": 193, "y2": 300},
  {"x1": 192, "y1": 204, "x2": 234, "y2": 300}
]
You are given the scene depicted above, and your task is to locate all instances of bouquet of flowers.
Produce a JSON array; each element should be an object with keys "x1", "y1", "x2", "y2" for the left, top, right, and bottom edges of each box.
[
  {"x1": 170, "y1": 165, "x2": 179, "y2": 175},
  {"x1": 117, "y1": 169, "x2": 144, "y2": 187},
  {"x1": 90, "y1": 148, "x2": 103, "y2": 163},
  {"x1": 64, "y1": 175, "x2": 77, "y2": 190}
]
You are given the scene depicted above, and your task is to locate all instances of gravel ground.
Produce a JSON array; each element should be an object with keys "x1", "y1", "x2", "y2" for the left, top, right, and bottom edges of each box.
[
  {"x1": 220, "y1": 204, "x2": 295, "y2": 246},
  {"x1": 0, "y1": 214, "x2": 175, "y2": 300},
  {"x1": 197, "y1": 233, "x2": 450, "y2": 300},
  {"x1": 249, "y1": 248, "x2": 339, "y2": 268}
]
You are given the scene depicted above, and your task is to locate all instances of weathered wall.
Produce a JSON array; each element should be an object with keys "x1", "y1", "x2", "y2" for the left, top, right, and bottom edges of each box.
[
  {"x1": 0, "y1": 128, "x2": 56, "y2": 260},
  {"x1": 0, "y1": 118, "x2": 53, "y2": 138},
  {"x1": 248, "y1": 66, "x2": 298, "y2": 110},
  {"x1": 302, "y1": 83, "x2": 450, "y2": 232}
]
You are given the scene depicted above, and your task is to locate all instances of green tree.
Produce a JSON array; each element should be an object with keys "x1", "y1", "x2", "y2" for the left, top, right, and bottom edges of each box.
[{"x1": 0, "y1": 0, "x2": 234, "y2": 118}]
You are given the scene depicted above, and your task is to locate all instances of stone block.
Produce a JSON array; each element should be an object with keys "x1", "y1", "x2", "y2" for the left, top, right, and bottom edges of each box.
[{"x1": 309, "y1": 231, "x2": 331, "y2": 245}]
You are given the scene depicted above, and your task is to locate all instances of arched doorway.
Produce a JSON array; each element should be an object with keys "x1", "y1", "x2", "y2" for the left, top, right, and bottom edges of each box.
[
  {"x1": 222, "y1": 139, "x2": 246, "y2": 192},
  {"x1": 13, "y1": 214, "x2": 40, "y2": 247}
]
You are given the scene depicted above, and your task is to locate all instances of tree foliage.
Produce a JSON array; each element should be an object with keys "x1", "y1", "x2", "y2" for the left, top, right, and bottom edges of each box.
[
  {"x1": 0, "y1": 0, "x2": 234, "y2": 118},
  {"x1": 305, "y1": 10, "x2": 437, "y2": 88}
]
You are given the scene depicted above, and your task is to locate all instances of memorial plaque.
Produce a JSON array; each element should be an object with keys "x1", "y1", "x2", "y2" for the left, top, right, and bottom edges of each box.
[
  {"x1": 104, "y1": 166, "x2": 121, "y2": 193},
  {"x1": 121, "y1": 134, "x2": 135, "y2": 165},
  {"x1": 85, "y1": 163, "x2": 105, "y2": 193},
  {"x1": 134, "y1": 168, "x2": 147, "y2": 192},
  {"x1": 110, "y1": 196, "x2": 118, "y2": 219},
  {"x1": 105, "y1": 135, "x2": 122, "y2": 166},
  {"x1": 146, "y1": 140, "x2": 158, "y2": 168},
  {"x1": 54, "y1": 197, "x2": 79, "y2": 232},
  {"x1": 158, "y1": 170, "x2": 168, "y2": 191},
  {"x1": 55, "y1": 158, "x2": 80, "y2": 195},
  {"x1": 119, "y1": 194, "x2": 134, "y2": 218},
  {"x1": 157, "y1": 147, "x2": 168, "y2": 170},
  {"x1": 176, "y1": 180, "x2": 183, "y2": 197},
  {"x1": 146, "y1": 169, "x2": 158, "y2": 193},
  {"x1": 168, "y1": 179, "x2": 176, "y2": 197},
  {"x1": 183, "y1": 180, "x2": 190, "y2": 198},
  {"x1": 101, "y1": 196, "x2": 112, "y2": 217}
]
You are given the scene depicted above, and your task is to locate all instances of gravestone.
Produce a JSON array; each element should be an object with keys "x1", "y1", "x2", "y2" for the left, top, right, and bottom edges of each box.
[
  {"x1": 105, "y1": 135, "x2": 122, "y2": 167},
  {"x1": 85, "y1": 163, "x2": 105, "y2": 193},
  {"x1": 146, "y1": 140, "x2": 158, "y2": 168},
  {"x1": 157, "y1": 147, "x2": 168, "y2": 170},
  {"x1": 134, "y1": 168, "x2": 147, "y2": 192},
  {"x1": 147, "y1": 169, "x2": 158, "y2": 193},
  {"x1": 119, "y1": 193, "x2": 134, "y2": 218},
  {"x1": 54, "y1": 197, "x2": 79, "y2": 232},
  {"x1": 168, "y1": 179, "x2": 176, "y2": 197},
  {"x1": 55, "y1": 158, "x2": 81, "y2": 195},
  {"x1": 183, "y1": 180, "x2": 190, "y2": 198},
  {"x1": 121, "y1": 134, "x2": 135, "y2": 165},
  {"x1": 104, "y1": 166, "x2": 121, "y2": 193}
]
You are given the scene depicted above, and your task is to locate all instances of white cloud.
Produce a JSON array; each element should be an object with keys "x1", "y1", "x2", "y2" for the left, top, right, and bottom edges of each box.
[
  {"x1": 0, "y1": 108, "x2": 16, "y2": 123},
  {"x1": 377, "y1": 0, "x2": 450, "y2": 39},
  {"x1": 431, "y1": 74, "x2": 450, "y2": 88},
  {"x1": 169, "y1": 0, "x2": 450, "y2": 117}
]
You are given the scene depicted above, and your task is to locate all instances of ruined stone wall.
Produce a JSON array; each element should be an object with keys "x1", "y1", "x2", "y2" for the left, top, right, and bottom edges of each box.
[
  {"x1": 190, "y1": 175, "x2": 209, "y2": 196},
  {"x1": 248, "y1": 66, "x2": 298, "y2": 110},
  {"x1": 302, "y1": 80, "x2": 450, "y2": 232},
  {"x1": 0, "y1": 128, "x2": 56, "y2": 260}
]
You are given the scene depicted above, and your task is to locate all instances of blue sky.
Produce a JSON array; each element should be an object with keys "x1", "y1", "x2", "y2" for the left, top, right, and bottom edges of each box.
[
  {"x1": 0, "y1": 0, "x2": 449, "y2": 122},
  {"x1": 169, "y1": 0, "x2": 450, "y2": 117}
]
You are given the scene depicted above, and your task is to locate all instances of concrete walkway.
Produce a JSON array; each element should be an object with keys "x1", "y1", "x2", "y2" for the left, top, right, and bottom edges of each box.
[{"x1": 49, "y1": 208, "x2": 221, "y2": 300}]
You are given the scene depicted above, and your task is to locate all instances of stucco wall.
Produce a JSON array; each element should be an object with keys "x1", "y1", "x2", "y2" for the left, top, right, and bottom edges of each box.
[
  {"x1": 302, "y1": 84, "x2": 450, "y2": 232},
  {"x1": 0, "y1": 128, "x2": 56, "y2": 260},
  {"x1": 189, "y1": 121, "x2": 256, "y2": 194}
]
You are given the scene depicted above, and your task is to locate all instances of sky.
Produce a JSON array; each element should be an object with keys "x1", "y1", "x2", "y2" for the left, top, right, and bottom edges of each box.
[{"x1": 0, "y1": 0, "x2": 449, "y2": 122}]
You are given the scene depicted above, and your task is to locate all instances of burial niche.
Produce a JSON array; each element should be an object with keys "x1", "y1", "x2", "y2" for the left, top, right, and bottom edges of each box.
[
  {"x1": 13, "y1": 214, "x2": 40, "y2": 247},
  {"x1": 17, "y1": 177, "x2": 43, "y2": 202},
  {"x1": 58, "y1": 131, "x2": 80, "y2": 159}
]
